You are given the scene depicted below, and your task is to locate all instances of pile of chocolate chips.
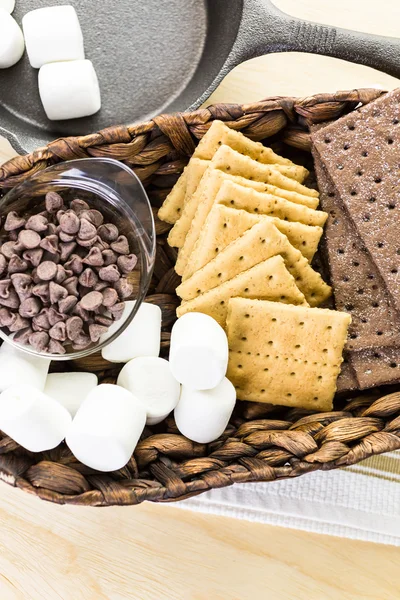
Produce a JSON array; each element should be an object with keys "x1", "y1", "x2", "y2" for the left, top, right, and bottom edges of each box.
[{"x1": 0, "y1": 192, "x2": 138, "y2": 354}]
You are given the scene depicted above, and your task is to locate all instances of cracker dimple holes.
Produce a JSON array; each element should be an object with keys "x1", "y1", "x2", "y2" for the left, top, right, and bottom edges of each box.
[
  {"x1": 394, "y1": 118, "x2": 399, "y2": 125},
  {"x1": 245, "y1": 313, "x2": 250, "y2": 318},
  {"x1": 388, "y1": 203, "x2": 396, "y2": 210},
  {"x1": 353, "y1": 261, "x2": 360, "y2": 267},
  {"x1": 377, "y1": 242, "x2": 384, "y2": 248},
  {"x1": 390, "y1": 362, "x2": 398, "y2": 368},
  {"x1": 350, "y1": 190, "x2": 357, "y2": 196},
  {"x1": 391, "y1": 268, "x2": 398, "y2": 274},
  {"x1": 348, "y1": 124, "x2": 355, "y2": 131},
  {"x1": 377, "y1": 331, "x2": 383, "y2": 336},
  {"x1": 369, "y1": 196, "x2": 376, "y2": 203},
  {"x1": 239, "y1": 256, "x2": 244, "y2": 261},
  {"x1": 345, "y1": 303, "x2": 354, "y2": 311},
  {"x1": 230, "y1": 200, "x2": 235, "y2": 205},
  {"x1": 337, "y1": 164, "x2": 344, "y2": 170},
  {"x1": 268, "y1": 340, "x2": 273, "y2": 346},
  {"x1": 220, "y1": 300, "x2": 225, "y2": 305},
  {"x1": 388, "y1": 138, "x2": 394, "y2": 145},
  {"x1": 287, "y1": 393, "x2": 292, "y2": 397},
  {"x1": 357, "y1": 170, "x2": 363, "y2": 176},
  {"x1": 374, "y1": 177, "x2": 382, "y2": 184},
  {"x1": 271, "y1": 317, "x2": 277, "y2": 322},
  {"x1": 337, "y1": 248, "x2": 344, "y2": 255},
  {"x1": 361, "y1": 150, "x2": 368, "y2": 157},
  {"x1": 223, "y1": 223, "x2": 227, "y2": 228},
  {"x1": 218, "y1": 273, "x2": 222, "y2": 278},
  {"x1": 372, "y1": 301, "x2": 379, "y2": 308},
  {"x1": 241, "y1": 336, "x2": 247, "y2": 341},
  {"x1": 295, "y1": 344, "x2": 301, "y2": 349},
  {"x1": 244, "y1": 287, "x2": 249, "y2": 292},
  {"x1": 324, "y1": 138, "x2": 331, "y2": 144}
]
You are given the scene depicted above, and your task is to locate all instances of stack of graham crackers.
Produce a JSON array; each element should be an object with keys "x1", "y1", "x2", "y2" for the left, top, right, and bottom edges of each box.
[
  {"x1": 311, "y1": 89, "x2": 400, "y2": 391},
  {"x1": 158, "y1": 121, "x2": 352, "y2": 411}
]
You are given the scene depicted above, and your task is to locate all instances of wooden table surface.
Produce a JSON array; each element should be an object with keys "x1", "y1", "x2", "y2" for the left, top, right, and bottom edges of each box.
[{"x1": 1, "y1": 1, "x2": 400, "y2": 598}]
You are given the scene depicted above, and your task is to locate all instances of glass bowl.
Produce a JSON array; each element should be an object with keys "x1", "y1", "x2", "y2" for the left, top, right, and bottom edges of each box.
[{"x1": 0, "y1": 158, "x2": 156, "y2": 360}]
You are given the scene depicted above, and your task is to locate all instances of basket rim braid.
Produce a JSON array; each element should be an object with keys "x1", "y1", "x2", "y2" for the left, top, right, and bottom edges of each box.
[{"x1": 0, "y1": 89, "x2": 400, "y2": 507}]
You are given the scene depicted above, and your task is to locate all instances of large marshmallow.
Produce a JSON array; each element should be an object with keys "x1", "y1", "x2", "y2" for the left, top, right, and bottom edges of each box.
[
  {"x1": 0, "y1": 342, "x2": 50, "y2": 392},
  {"x1": 38, "y1": 60, "x2": 101, "y2": 121},
  {"x1": 0, "y1": 0, "x2": 15, "y2": 14},
  {"x1": 174, "y1": 377, "x2": 236, "y2": 444},
  {"x1": 0, "y1": 9, "x2": 24, "y2": 69},
  {"x1": 117, "y1": 357, "x2": 180, "y2": 425},
  {"x1": 66, "y1": 384, "x2": 146, "y2": 472},
  {"x1": 44, "y1": 372, "x2": 98, "y2": 417},
  {"x1": 101, "y1": 301, "x2": 161, "y2": 364},
  {"x1": 169, "y1": 313, "x2": 229, "y2": 390},
  {"x1": 22, "y1": 5, "x2": 84, "y2": 68},
  {"x1": 0, "y1": 384, "x2": 72, "y2": 452}
]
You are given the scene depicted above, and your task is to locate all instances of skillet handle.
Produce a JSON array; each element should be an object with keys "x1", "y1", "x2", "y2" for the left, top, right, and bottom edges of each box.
[{"x1": 251, "y1": 1, "x2": 400, "y2": 79}]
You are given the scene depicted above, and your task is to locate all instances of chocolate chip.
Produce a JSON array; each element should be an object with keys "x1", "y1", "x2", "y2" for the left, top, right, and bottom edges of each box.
[
  {"x1": 49, "y1": 322, "x2": 67, "y2": 342},
  {"x1": 64, "y1": 254, "x2": 83, "y2": 275},
  {"x1": 22, "y1": 249, "x2": 44, "y2": 268},
  {"x1": 94, "y1": 281, "x2": 108, "y2": 292},
  {"x1": 102, "y1": 249, "x2": 117, "y2": 265},
  {"x1": 0, "y1": 307, "x2": 14, "y2": 327},
  {"x1": 72, "y1": 303, "x2": 89, "y2": 322},
  {"x1": 79, "y1": 268, "x2": 98, "y2": 288},
  {"x1": 36, "y1": 261, "x2": 57, "y2": 281},
  {"x1": 102, "y1": 287, "x2": 118, "y2": 307},
  {"x1": 98, "y1": 223, "x2": 119, "y2": 242},
  {"x1": 76, "y1": 236, "x2": 98, "y2": 248},
  {"x1": 20, "y1": 297, "x2": 41, "y2": 318},
  {"x1": 5, "y1": 211, "x2": 26, "y2": 231},
  {"x1": 95, "y1": 315, "x2": 113, "y2": 327},
  {"x1": 80, "y1": 291, "x2": 103, "y2": 311},
  {"x1": 114, "y1": 278, "x2": 134, "y2": 300},
  {"x1": 60, "y1": 242, "x2": 77, "y2": 262},
  {"x1": 48, "y1": 339, "x2": 66, "y2": 354},
  {"x1": 63, "y1": 276, "x2": 79, "y2": 296},
  {"x1": 82, "y1": 247, "x2": 104, "y2": 267},
  {"x1": 9, "y1": 315, "x2": 30, "y2": 332},
  {"x1": 89, "y1": 323, "x2": 107, "y2": 342},
  {"x1": 99, "y1": 264, "x2": 121, "y2": 282},
  {"x1": 49, "y1": 281, "x2": 68, "y2": 304},
  {"x1": 59, "y1": 211, "x2": 80, "y2": 234},
  {"x1": 59, "y1": 230, "x2": 75, "y2": 243},
  {"x1": 95, "y1": 237, "x2": 109, "y2": 251},
  {"x1": 45, "y1": 191, "x2": 64, "y2": 213},
  {"x1": 8, "y1": 231, "x2": 18, "y2": 241},
  {"x1": 32, "y1": 309, "x2": 51, "y2": 331},
  {"x1": 40, "y1": 235, "x2": 59, "y2": 255},
  {"x1": 18, "y1": 230, "x2": 41, "y2": 249},
  {"x1": 13, "y1": 327, "x2": 33, "y2": 345},
  {"x1": 25, "y1": 214, "x2": 48, "y2": 232},
  {"x1": 72, "y1": 332, "x2": 92, "y2": 350},
  {"x1": 0, "y1": 255, "x2": 7, "y2": 277},
  {"x1": 32, "y1": 283, "x2": 50, "y2": 304},
  {"x1": 109, "y1": 302, "x2": 125, "y2": 320},
  {"x1": 47, "y1": 223, "x2": 58, "y2": 235},
  {"x1": 42, "y1": 251, "x2": 60, "y2": 265},
  {"x1": 58, "y1": 295, "x2": 78, "y2": 314},
  {"x1": 0, "y1": 289, "x2": 19, "y2": 309},
  {"x1": 29, "y1": 331, "x2": 49, "y2": 352},
  {"x1": 8, "y1": 255, "x2": 28, "y2": 274},
  {"x1": 117, "y1": 254, "x2": 138, "y2": 274},
  {"x1": 47, "y1": 307, "x2": 66, "y2": 326},
  {"x1": 54, "y1": 264, "x2": 70, "y2": 284},
  {"x1": 11, "y1": 273, "x2": 33, "y2": 301},
  {"x1": 66, "y1": 316, "x2": 83, "y2": 341},
  {"x1": 78, "y1": 218, "x2": 97, "y2": 241},
  {"x1": 111, "y1": 235, "x2": 129, "y2": 255},
  {"x1": 2, "y1": 241, "x2": 20, "y2": 259},
  {"x1": 70, "y1": 199, "x2": 89, "y2": 213},
  {"x1": 80, "y1": 209, "x2": 104, "y2": 227},
  {"x1": 0, "y1": 279, "x2": 12, "y2": 299}
]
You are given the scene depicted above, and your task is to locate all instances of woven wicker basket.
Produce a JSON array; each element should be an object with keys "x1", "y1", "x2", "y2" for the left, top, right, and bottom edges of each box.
[{"x1": 1, "y1": 88, "x2": 400, "y2": 507}]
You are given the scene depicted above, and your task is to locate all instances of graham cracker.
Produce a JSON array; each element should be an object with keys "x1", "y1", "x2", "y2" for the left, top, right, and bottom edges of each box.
[
  {"x1": 193, "y1": 120, "x2": 295, "y2": 166},
  {"x1": 181, "y1": 205, "x2": 322, "y2": 279},
  {"x1": 176, "y1": 219, "x2": 331, "y2": 307},
  {"x1": 312, "y1": 88, "x2": 400, "y2": 312},
  {"x1": 184, "y1": 158, "x2": 209, "y2": 204},
  {"x1": 158, "y1": 165, "x2": 189, "y2": 224},
  {"x1": 350, "y1": 347, "x2": 400, "y2": 389},
  {"x1": 217, "y1": 180, "x2": 327, "y2": 227},
  {"x1": 226, "y1": 298, "x2": 351, "y2": 410},
  {"x1": 336, "y1": 357, "x2": 359, "y2": 393},
  {"x1": 177, "y1": 255, "x2": 308, "y2": 327},
  {"x1": 212, "y1": 145, "x2": 319, "y2": 198}
]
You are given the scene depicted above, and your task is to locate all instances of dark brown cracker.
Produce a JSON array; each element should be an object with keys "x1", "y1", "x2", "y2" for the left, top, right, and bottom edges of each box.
[
  {"x1": 336, "y1": 355, "x2": 358, "y2": 393},
  {"x1": 350, "y1": 347, "x2": 400, "y2": 389},
  {"x1": 313, "y1": 150, "x2": 400, "y2": 351},
  {"x1": 312, "y1": 89, "x2": 400, "y2": 311}
]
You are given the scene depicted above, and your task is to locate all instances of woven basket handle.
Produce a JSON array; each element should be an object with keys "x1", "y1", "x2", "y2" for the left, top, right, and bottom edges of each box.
[{"x1": 238, "y1": 0, "x2": 400, "y2": 79}]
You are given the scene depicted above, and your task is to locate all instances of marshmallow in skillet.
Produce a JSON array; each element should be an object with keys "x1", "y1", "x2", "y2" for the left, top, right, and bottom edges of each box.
[
  {"x1": 0, "y1": 9, "x2": 24, "y2": 69},
  {"x1": 39, "y1": 60, "x2": 101, "y2": 121},
  {"x1": 22, "y1": 5, "x2": 84, "y2": 68},
  {"x1": 0, "y1": 384, "x2": 72, "y2": 452},
  {"x1": 117, "y1": 357, "x2": 180, "y2": 425},
  {"x1": 66, "y1": 384, "x2": 146, "y2": 471},
  {"x1": 169, "y1": 313, "x2": 229, "y2": 390},
  {"x1": 44, "y1": 372, "x2": 98, "y2": 417},
  {"x1": 0, "y1": 0, "x2": 15, "y2": 14},
  {"x1": 0, "y1": 341, "x2": 50, "y2": 392},
  {"x1": 174, "y1": 378, "x2": 236, "y2": 444},
  {"x1": 101, "y1": 301, "x2": 161, "y2": 363}
]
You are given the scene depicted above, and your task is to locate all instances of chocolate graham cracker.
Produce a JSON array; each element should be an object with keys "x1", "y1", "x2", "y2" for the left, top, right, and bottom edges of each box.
[
  {"x1": 350, "y1": 347, "x2": 400, "y2": 389},
  {"x1": 312, "y1": 89, "x2": 400, "y2": 313},
  {"x1": 312, "y1": 149, "x2": 400, "y2": 351}
]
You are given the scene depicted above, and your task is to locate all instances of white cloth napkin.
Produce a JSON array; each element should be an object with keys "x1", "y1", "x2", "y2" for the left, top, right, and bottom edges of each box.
[{"x1": 178, "y1": 451, "x2": 400, "y2": 546}]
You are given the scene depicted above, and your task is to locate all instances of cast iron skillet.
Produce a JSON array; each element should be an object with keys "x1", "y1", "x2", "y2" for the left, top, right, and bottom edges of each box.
[{"x1": 1, "y1": 0, "x2": 400, "y2": 152}]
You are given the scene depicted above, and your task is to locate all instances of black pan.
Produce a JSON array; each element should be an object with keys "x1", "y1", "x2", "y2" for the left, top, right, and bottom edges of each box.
[{"x1": 1, "y1": 0, "x2": 400, "y2": 152}]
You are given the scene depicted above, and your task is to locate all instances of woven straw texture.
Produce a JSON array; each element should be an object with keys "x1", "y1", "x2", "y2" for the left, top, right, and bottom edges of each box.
[{"x1": 0, "y1": 88, "x2": 400, "y2": 507}]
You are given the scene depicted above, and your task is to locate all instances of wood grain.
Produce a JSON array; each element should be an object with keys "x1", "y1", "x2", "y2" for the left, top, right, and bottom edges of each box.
[{"x1": 0, "y1": 1, "x2": 400, "y2": 598}]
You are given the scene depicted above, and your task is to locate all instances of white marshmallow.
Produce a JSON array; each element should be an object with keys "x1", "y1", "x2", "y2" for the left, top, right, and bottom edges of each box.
[
  {"x1": 22, "y1": 5, "x2": 84, "y2": 68},
  {"x1": 0, "y1": 384, "x2": 72, "y2": 452},
  {"x1": 0, "y1": 342, "x2": 50, "y2": 392},
  {"x1": 169, "y1": 313, "x2": 229, "y2": 390},
  {"x1": 117, "y1": 357, "x2": 180, "y2": 425},
  {"x1": 44, "y1": 372, "x2": 98, "y2": 417},
  {"x1": 0, "y1": 9, "x2": 24, "y2": 69},
  {"x1": 66, "y1": 384, "x2": 146, "y2": 472},
  {"x1": 0, "y1": 0, "x2": 15, "y2": 14},
  {"x1": 174, "y1": 377, "x2": 236, "y2": 444},
  {"x1": 38, "y1": 60, "x2": 101, "y2": 121},
  {"x1": 101, "y1": 301, "x2": 161, "y2": 364}
]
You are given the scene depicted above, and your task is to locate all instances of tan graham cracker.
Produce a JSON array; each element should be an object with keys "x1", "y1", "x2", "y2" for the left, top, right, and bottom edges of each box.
[
  {"x1": 177, "y1": 219, "x2": 331, "y2": 307},
  {"x1": 177, "y1": 255, "x2": 308, "y2": 327},
  {"x1": 158, "y1": 165, "x2": 189, "y2": 224},
  {"x1": 226, "y1": 298, "x2": 351, "y2": 411}
]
